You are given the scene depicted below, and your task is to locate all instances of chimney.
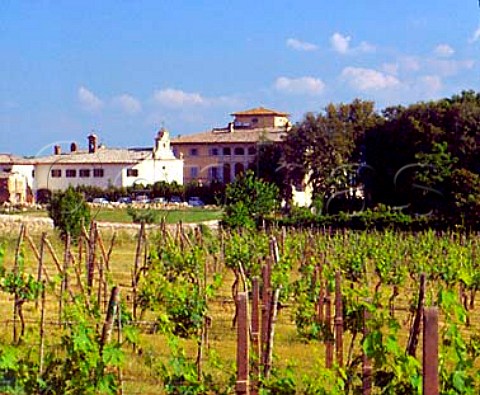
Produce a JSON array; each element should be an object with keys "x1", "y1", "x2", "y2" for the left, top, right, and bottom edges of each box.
[
  {"x1": 70, "y1": 142, "x2": 78, "y2": 153},
  {"x1": 54, "y1": 145, "x2": 61, "y2": 155},
  {"x1": 88, "y1": 134, "x2": 98, "y2": 154}
]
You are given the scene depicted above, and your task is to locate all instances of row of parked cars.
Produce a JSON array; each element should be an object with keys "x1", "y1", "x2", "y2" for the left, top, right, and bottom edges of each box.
[{"x1": 91, "y1": 196, "x2": 205, "y2": 207}]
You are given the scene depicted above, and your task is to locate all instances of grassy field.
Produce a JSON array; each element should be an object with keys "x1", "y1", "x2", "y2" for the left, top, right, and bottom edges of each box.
[
  {"x1": 0, "y1": 227, "x2": 478, "y2": 394},
  {"x1": 5, "y1": 205, "x2": 223, "y2": 224}
]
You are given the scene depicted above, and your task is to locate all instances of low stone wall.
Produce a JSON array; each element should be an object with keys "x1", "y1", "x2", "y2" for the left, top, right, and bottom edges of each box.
[
  {"x1": 0, "y1": 214, "x2": 54, "y2": 234},
  {"x1": 0, "y1": 214, "x2": 219, "y2": 235}
]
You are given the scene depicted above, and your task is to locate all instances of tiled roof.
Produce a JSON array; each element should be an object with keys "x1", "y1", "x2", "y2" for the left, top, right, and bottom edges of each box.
[
  {"x1": 32, "y1": 148, "x2": 153, "y2": 165},
  {"x1": 171, "y1": 127, "x2": 288, "y2": 145},
  {"x1": 231, "y1": 107, "x2": 290, "y2": 117},
  {"x1": 0, "y1": 154, "x2": 34, "y2": 165}
]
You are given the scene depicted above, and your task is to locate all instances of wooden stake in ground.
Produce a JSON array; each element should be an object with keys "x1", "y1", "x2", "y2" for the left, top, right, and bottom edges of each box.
[
  {"x1": 334, "y1": 271, "x2": 344, "y2": 368},
  {"x1": 132, "y1": 221, "x2": 145, "y2": 321},
  {"x1": 117, "y1": 300, "x2": 124, "y2": 395},
  {"x1": 423, "y1": 307, "x2": 439, "y2": 395},
  {"x1": 38, "y1": 281, "x2": 46, "y2": 378},
  {"x1": 35, "y1": 232, "x2": 47, "y2": 309},
  {"x1": 87, "y1": 221, "x2": 97, "y2": 294},
  {"x1": 362, "y1": 302, "x2": 372, "y2": 395},
  {"x1": 263, "y1": 287, "x2": 281, "y2": 379},
  {"x1": 13, "y1": 224, "x2": 25, "y2": 344},
  {"x1": 60, "y1": 233, "x2": 71, "y2": 326},
  {"x1": 251, "y1": 277, "x2": 261, "y2": 395},
  {"x1": 406, "y1": 273, "x2": 426, "y2": 357},
  {"x1": 325, "y1": 282, "x2": 333, "y2": 369},
  {"x1": 100, "y1": 286, "x2": 120, "y2": 354},
  {"x1": 236, "y1": 292, "x2": 249, "y2": 395}
]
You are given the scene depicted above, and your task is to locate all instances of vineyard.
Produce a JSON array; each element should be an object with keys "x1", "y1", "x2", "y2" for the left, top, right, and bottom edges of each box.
[{"x1": 0, "y1": 223, "x2": 479, "y2": 394}]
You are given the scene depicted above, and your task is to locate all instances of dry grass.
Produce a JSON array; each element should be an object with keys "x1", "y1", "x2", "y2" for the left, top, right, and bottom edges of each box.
[{"x1": 1, "y1": 227, "x2": 479, "y2": 394}]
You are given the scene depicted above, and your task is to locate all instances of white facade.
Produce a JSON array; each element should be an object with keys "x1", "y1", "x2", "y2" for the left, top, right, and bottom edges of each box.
[{"x1": 30, "y1": 130, "x2": 183, "y2": 197}]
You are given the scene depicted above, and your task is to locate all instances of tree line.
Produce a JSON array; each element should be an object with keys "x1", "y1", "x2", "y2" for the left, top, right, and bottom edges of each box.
[{"x1": 275, "y1": 90, "x2": 480, "y2": 227}]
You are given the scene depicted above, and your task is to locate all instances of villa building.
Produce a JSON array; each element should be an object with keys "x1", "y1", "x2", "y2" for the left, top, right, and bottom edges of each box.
[{"x1": 170, "y1": 107, "x2": 291, "y2": 184}]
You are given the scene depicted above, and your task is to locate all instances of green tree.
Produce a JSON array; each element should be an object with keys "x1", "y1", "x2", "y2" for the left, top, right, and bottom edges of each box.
[
  {"x1": 223, "y1": 170, "x2": 279, "y2": 228},
  {"x1": 283, "y1": 99, "x2": 380, "y2": 202},
  {"x1": 48, "y1": 186, "x2": 91, "y2": 239}
]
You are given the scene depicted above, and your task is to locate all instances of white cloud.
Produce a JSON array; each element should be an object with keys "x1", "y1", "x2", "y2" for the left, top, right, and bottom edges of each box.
[
  {"x1": 331, "y1": 32, "x2": 351, "y2": 54},
  {"x1": 433, "y1": 44, "x2": 455, "y2": 57},
  {"x1": 419, "y1": 75, "x2": 442, "y2": 94},
  {"x1": 341, "y1": 67, "x2": 400, "y2": 91},
  {"x1": 78, "y1": 86, "x2": 103, "y2": 112},
  {"x1": 357, "y1": 41, "x2": 376, "y2": 53},
  {"x1": 400, "y1": 56, "x2": 421, "y2": 71},
  {"x1": 112, "y1": 94, "x2": 142, "y2": 115},
  {"x1": 427, "y1": 59, "x2": 474, "y2": 77},
  {"x1": 286, "y1": 38, "x2": 318, "y2": 52},
  {"x1": 153, "y1": 88, "x2": 206, "y2": 108},
  {"x1": 330, "y1": 32, "x2": 375, "y2": 55},
  {"x1": 469, "y1": 26, "x2": 480, "y2": 43},
  {"x1": 381, "y1": 63, "x2": 399, "y2": 76},
  {"x1": 274, "y1": 76, "x2": 325, "y2": 95}
]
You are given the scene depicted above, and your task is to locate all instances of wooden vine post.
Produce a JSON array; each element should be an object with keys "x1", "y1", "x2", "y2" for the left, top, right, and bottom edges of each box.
[
  {"x1": 38, "y1": 281, "x2": 46, "y2": 377},
  {"x1": 251, "y1": 277, "x2": 261, "y2": 395},
  {"x1": 35, "y1": 232, "x2": 47, "y2": 309},
  {"x1": 334, "y1": 271, "x2": 344, "y2": 368},
  {"x1": 13, "y1": 224, "x2": 25, "y2": 344},
  {"x1": 100, "y1": 286, "x2": 120, "y2": 354},
  {"x1": 60, "y1": 233, "x2": 71, "y2": 326},
  {"x1": 362, "y1": 302, "x2": 372, "y2": 395},
  {"x1": 87, "y1": 221, "x2": 97, "y2": 294},
  {"x1": 407, "y1": 273, "x2": 426, "y2": 357},
  {"x1": 132, "y1": 221, "x2": 145, "y2": 321},
  {"x1": 423, "y1": 307, "x2": 439, "y2": 395},
  {"x1": 236, "y1": 292, "x2": 250, "y2": 395},
  {"x1": 325, "y1": 282, "x2": 333, "y2": 369}
]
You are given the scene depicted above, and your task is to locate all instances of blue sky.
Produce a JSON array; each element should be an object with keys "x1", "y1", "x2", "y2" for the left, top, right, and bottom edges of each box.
[{"x1": 1, "y1": 1, "x2": 479, "y2": 155}]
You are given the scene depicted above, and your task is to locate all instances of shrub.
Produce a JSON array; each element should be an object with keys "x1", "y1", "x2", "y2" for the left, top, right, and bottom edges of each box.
[
  {"x1": 126, "y1": 207, "x2": 159, "y2": 224},
  {"x1": 223, "y1": 170, "x2": 279, "y2": 228},
  {"x1": 47, "y1": 186, "x2": 90, "y2": 239}
]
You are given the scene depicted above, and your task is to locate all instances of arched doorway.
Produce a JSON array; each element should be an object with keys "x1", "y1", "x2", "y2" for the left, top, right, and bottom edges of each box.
[
  {"x1": 234, "y1": 163, "x2": 245, "y2": 178},
  {"x1": 223, "y1": 163, "x2": 231, "y2": 184}
]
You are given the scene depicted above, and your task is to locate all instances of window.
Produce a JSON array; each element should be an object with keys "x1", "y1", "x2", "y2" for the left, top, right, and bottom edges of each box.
[
  {"x1": 209, "y1": 167, "x2": 219, "y2": 181},
  {"x1": 51, "y1": 169, "x2": 61, "y2": 178},
  {"x1": 66, "y1": 169, "x2": 76, "y2": 178},
  {"x1": 190, "y1": 167, "x2": 199, "y2": 178},
  {"x1": 210, "y1": 147, "x2": 219, "y2": 156},
  {"x1": 223, "y1": 147, "x2": 231, "y2": 156},
  {"x1": 252, "y1": 117, "x2": 258, "y2": 124},
  {"x1": 248, "y1": 146, "x2": 256, "y2": 156},
  {"x1": 93, "y1": 169, "x2": 104, "y2": 178},
  {"x1": 189, "y1": 148, "x2": 198, "y2": 156},
  {"x1": 127, "y1": 168, "x2": 138, "y2": 177},
  {"x1": 32, "y1": 170, "x2": 35, "y2": 178},
  {"x1": 234, "y1": 147, "x2": 245, "y2": 155},
  {"x1": 79, "y1": 169, "x2": 90, "y2": 178}
]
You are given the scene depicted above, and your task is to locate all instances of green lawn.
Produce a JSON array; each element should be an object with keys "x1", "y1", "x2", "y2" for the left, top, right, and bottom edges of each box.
[
  {"x1": 75, "y1": 206, "x2": 224, "y2": 224},
  {"x1": 2, "y1": 206, "x2": 222, "y2": 224}
]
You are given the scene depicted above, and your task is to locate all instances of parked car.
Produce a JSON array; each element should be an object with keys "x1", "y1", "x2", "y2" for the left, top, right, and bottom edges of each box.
[
  {"x1": 92, "y1": 197, "x2": 109, "y2": 205},
  {"x1": 117, "y1": 196, "x2": 132, "y2": 204},
  {"x1": 169, "y1": 196, "x2": 183, "y2": 204},
  {"x1": 188, "y1": 197, "x2": 205, "y2": 207},
  {"x1": 135, "y1": 195, "x2": 150, "y2": 204},
  {"x1": 153, "y1": 197, "x2": 167, "y2": 204}
]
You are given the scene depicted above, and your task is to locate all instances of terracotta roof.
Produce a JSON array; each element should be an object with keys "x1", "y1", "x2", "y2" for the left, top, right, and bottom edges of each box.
[
  {"x1": 171, "y1": 127, "x2": 288, "y2": 145},
  {"x1": 0, "y1": 154, "x2": 34, "y2": 165},
  {"x1": 32, "y1": 148, "x2": 154, "y2": 165},
  {"x1": 230, "y1": 107, "x2": 290, "y2": 117}
]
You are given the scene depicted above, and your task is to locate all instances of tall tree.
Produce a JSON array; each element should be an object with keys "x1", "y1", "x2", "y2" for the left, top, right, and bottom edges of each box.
[{"x1": 283, "y1": 99, "x2": 380, "y2": 201}]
